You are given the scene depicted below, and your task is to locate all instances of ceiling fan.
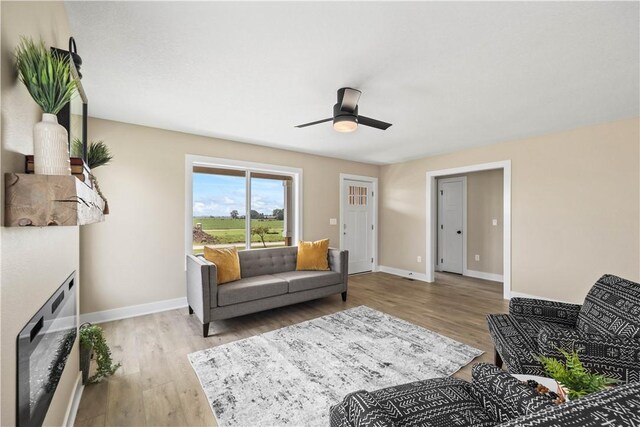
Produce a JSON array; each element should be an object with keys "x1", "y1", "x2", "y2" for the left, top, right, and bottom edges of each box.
[{"x1": 295, "y1": 87, "x2": 392, "y2": 133}]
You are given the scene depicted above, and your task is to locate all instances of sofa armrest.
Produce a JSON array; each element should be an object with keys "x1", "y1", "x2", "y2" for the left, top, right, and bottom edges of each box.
[
  {"x1": 509, "y1": 297, "x2": 581, "y2": 327},
  {"x1": 328, "y1": 248, "x2": 349, "y2": 286},
  {"x1": 471, "y1": 363, "x2": 553, "y2": 422},
  {"x1": 330, "y1": 390, "x2": 395, "y2": 427},
  {"x1": 186, "y1": 254, "x2": 217, "y2": 324},
  {"x1": 537, "y1": 325, "x2": 640, "y2": 382}
]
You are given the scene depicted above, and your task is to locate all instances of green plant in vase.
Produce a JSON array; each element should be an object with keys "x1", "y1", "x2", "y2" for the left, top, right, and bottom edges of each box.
[
  {"x1": 79, "y1": 323, "x2": 120, "y2": 384},
  {"x1": 537, "y1": 349, "x2": 619, "y2": 400},
  {"x1": 15, "y1": 37, "x2": 77, "y2": 175},
  {"x1": 71, "y1": 138, "x2": 113, "y2": 213}
]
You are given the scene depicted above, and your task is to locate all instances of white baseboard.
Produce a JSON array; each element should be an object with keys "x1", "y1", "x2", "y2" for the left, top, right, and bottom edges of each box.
[
  {"x1": 80, "y1": 297, "x2": 188, "y2": 324},
  {"x1": 464, "y1": 269, "x2": 504, "y2": 283},
  {"x1": 64, "y1": 373, "x2": 83, "y2": 427},
  {"x1": 378, "y1": 265, "x2": 431, "y2": 282},
  {"x1": 509, "y1": 291, "x2": 575, "y2": 304}
]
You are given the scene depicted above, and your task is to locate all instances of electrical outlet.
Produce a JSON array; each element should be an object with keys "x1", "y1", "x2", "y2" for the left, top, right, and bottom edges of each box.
[
  {"x1": 492, "y1": 219, "x2": 498, "y2": 226},
  {"x1": 329, "y1": 218, "x2": 337, "y2": 225},
  {"x1": 475, "y1": 254, "x2": 480, "y2": 261},
  {"x1": 417, "y1": 256, "x2": 422, "y2": 263}
]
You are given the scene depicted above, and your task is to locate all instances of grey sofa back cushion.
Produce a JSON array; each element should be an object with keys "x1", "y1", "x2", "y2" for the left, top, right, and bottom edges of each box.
[
  {"x1": 576, "y1": 275, "x2": 640, "y2": 338},
  {"x1": 238, "y1": 246, "x2": 298, "y2": 278}
]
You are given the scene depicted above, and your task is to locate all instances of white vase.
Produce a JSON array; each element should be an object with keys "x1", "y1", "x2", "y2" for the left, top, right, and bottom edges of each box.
[{"x1": 33, "y1": 113, "x2": 71, "y2": 175}]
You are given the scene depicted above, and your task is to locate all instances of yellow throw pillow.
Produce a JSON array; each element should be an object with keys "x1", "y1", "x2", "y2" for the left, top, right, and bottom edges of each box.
[
  {"x1": 203, "y1": 246, "x2": 241, "y2": 284},
  {"x1": 296, "y1": 239, "x2": 330, "y2": 271}
]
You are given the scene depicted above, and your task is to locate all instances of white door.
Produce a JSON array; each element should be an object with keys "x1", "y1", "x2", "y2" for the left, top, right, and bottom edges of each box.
[
  {"x1": 438, "y1": 177, "x2": 465, "y2": 274},
  {"x1": 342, "y1": 179, "x2": 374, "y2": 274}
]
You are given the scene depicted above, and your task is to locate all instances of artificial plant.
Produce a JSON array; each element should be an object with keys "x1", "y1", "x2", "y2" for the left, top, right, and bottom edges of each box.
[
  {"x1": 71, "y1": 138, "x2": 114, "y2": 169},
  {"x1": 537, "y1": 349, "x2": 619, "y2": 399},
  {"x1": 15, "y1": 37, "x2": 76, "y2": 114},
  {"x1": 79, "y1": 324, "x2": 120, "y2": 384}
]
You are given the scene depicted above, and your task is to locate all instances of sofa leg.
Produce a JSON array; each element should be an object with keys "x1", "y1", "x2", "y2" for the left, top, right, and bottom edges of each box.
[
  {"x1": 494, "y1": 349, "x2": 503, "y2": 369},
  {"x1": 188, "y1": 305, "x2": 194, "y2": 315},
  {"x1": 203, "y1": 323, "x2": 210, "y2": 338},
  {"x1": 342, "y1": 291, "x2": 347, "y2": 302}
]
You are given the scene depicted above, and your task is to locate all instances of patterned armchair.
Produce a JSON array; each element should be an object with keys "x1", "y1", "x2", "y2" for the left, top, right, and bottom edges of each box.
[
  {"x1": 330, "y1": 363, "x2": 640, "y2": 427},
  {"x1": 487, "y1": 274, "x2": 640, "y2": 383}
]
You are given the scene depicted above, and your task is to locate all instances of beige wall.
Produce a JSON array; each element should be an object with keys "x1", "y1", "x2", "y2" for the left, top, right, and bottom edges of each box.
[
  {"x1": 80, "y1": 118, "x2": 379, "y2": 314},
  {"x1": 380, "y1": 117, "x2": 640, "y2": 303},
  {"x1": 466, "y1": 169, "x2": 503, "y2": 275},
  {"x1": 1, "y1": 2, "x2": 80, "y2": 426}
]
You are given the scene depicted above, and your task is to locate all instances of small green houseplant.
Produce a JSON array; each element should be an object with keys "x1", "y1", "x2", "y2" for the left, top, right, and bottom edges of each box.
[
  {"x1": 71, "y1": 138, "x2": 113, "y2": 213},
  {"x1": 537, "y1": 349, "x2": 619, "y2": 399},
  {"x1": 16, "y1": 37, "x2": 77, "y2": 175},
  {"x1": 79, "y1": 323, "x2": 120, "y2": 384}
]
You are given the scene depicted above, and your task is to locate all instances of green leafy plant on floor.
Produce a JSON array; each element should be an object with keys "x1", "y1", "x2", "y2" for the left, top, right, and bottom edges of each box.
[
  {"x1": 79, "y1": 324, "x2": 121, "y2": 384},
  {"x1": 537, "y1": 349, "x2": 619, "y2": 399},
  {"x1": 15, "y1": 37, "x2": 76, "y2": 114},
  {"x1": 71, "y1": 138, "x2": 114, "y2": 169}
]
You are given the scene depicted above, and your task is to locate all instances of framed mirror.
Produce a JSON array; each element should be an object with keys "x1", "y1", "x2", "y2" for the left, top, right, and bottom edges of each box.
[{"x1": 53, "y1": 41, "x2": 88, "y2": 163}]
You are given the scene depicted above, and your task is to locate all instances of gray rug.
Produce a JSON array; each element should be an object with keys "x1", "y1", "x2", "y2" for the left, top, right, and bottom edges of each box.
[{"x1": 188, "y1": 305, "x2": 483, "y2": 426}]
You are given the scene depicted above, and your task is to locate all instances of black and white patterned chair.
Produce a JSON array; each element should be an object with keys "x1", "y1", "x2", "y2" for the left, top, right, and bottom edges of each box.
[
  {"x1": 330, "y1": 363, "x2": 640, "y2": 427},
  {"x1": 487, "y1": 274, "x2": 640, "y2": 383}
]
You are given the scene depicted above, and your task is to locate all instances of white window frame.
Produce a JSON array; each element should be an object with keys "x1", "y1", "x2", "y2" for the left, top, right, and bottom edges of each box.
[{"x1": 185, "y1": 154, "x2": 303, "y2": 255}]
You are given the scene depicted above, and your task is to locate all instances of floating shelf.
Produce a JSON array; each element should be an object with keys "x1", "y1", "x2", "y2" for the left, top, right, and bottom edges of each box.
[{"x1": 4, "y1": 173, "x2": 105, "y2": 227}]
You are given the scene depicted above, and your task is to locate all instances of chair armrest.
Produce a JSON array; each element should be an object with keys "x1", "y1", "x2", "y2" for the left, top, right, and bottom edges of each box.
[
  {"x1": 471, "y1": 363, "x2": 553, "y2": 422},
  {"x1": 509, "y1": 297, "x2": 581, "y2": 326},
  {"x1": 186, "y1": 254, "x2": 217, "y2": 323},
  {"x1": 537, "y1": 325, "x2": 640, "y2": 381},
  {"x1": 331, "y1": 390, "x2": 395, "y2": 427}
]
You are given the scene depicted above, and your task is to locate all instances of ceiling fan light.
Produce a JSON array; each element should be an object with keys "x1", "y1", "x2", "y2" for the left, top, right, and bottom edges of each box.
[{"x1": 333, "y1": 116, "x2": 358, "y2": 133}]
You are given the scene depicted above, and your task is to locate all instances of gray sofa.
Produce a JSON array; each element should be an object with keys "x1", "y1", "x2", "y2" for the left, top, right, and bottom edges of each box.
[{"x1": 186, "y1": 246, "x2": 349, "y2": 336}]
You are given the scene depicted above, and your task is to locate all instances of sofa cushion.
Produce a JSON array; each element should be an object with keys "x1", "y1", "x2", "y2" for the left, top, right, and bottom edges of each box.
[
  {"x1": 296, "y1": 239, "x2": 330, "y2": 271},
  {"x1": 369, "y1": 377, "x2": 496, "y2": 427},
  {"x1": 274, "y1": 271, "x2": 342, "y2": 293},
  {"x1": 486, "y1": 314, "x2": 548, "y2": 375},
  {"x1": 576, "y1": 274, "x2": 640, "y2": 338},
  {"x1": 217, "y1": 275, "x2": 288, "y2": 306},
  {"x1": 238, "y1": 247, "x2": 298, "y2": 278},
  {"x1": 203, "y1": 246, "x2": 241, "y2": 284}
]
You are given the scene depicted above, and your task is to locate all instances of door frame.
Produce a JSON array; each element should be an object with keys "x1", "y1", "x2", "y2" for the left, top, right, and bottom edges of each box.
[
  {"x1": 339, "y1": 173, "x2": 379, "y2": 273},
  {"x1": 436, "y1": 176, "x2": 467, "y2": 275},
  {"x1": 426, "y1": 160, "x2": 511, "y2": 299}
]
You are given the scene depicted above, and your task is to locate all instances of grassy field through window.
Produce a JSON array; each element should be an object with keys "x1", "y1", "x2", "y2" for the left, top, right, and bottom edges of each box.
[{"x1": 193, "y1": 217, "x2": 285, "y2": 253}]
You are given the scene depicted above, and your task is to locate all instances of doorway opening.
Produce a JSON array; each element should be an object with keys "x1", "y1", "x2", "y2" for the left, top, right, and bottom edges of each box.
[
  {"x1": 427, "y1": 161, "x2": 511, "y2": 299},
  {"x1": 339, "y1": 174, "x2": 378, "y2": 274}
]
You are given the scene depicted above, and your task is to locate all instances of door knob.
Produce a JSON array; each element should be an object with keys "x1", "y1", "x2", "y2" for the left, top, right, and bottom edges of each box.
[{"x1": 457, "y1": 230, "x2": 462, "y2": 234}]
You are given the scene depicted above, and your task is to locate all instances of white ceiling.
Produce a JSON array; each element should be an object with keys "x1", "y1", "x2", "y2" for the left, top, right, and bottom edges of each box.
[{"x1": 65, "y1": 1, "x2": 639, "y2": 165}]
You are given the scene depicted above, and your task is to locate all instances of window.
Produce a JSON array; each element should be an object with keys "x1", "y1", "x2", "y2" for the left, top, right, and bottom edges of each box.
[{"x1": 187, "y1": 156, "x2": 301, "y2": 255}]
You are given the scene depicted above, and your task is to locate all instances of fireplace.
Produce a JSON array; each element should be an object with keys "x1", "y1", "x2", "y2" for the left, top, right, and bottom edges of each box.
[{"x1": 17, "y1": 272, "x2": 77, "y2": 427}]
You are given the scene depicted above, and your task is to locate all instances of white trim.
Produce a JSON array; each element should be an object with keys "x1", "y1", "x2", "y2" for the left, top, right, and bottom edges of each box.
[
  {"x1": 464, "y1": 269, "x2": 504, "y2": 283},
  {"x1": 378, "y1": 265, "x2": 429, "y2": 282},
  {"x1": 426, "y1": 160, "x2": 512, "y2": 299},
  {"x1": 339, "y1": 173, "x2": 379, "y2": 272},
  {"x1": 509, "y1": 291, "x2": 575, "y2": 304},
  {"x1": 63, "y1": 373, "x2": 83, "y2": 427},
  {"x1": 436, "y1": 176, "x2": 467, "y2": 275},
  {"x1": 185, "y1": 154, "x2": 304, "y2": 257},
  {"x1": 80, "y1": 297, "x2": 188, "y2": 325}
]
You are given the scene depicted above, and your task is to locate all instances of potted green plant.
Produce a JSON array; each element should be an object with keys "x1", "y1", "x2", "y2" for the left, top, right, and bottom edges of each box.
[
  {"x1": 71, "y1": 138, "x2": 113, "y2": 213},
  {"x1": 537, "y1": 349, "x2": 619, "y2": 400},
  {"x1": 15, "y1": 37, "x2": 77, "y2": 175},
  {"x1": 79, "y1": 323, "x2": 120, "y2": 384}
]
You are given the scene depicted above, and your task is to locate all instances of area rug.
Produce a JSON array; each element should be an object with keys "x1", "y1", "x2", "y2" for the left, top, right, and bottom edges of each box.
[{"x1": 188, "y1": 305, "x2": 483, "y2": 426}]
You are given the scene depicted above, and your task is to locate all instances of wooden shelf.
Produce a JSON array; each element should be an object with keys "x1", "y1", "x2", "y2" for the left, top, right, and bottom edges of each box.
[{"x1": 4, "y1": 173, "x2": 105, "y2": 227}]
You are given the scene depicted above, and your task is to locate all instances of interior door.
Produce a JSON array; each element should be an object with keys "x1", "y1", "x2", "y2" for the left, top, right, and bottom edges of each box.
[
  {"x1": 438, "y1": 178, "x2": 464, "y2": 274},
  {"x1": 343, "y1": 179, "x2": 374, "y2": 274}
]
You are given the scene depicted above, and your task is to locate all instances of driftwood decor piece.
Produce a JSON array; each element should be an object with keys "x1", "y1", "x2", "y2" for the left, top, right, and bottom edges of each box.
[{"x1": 5, "y1": 173, "x2": 105, "y2": 226}]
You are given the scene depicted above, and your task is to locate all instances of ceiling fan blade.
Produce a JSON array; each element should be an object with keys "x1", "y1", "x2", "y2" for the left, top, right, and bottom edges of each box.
[
  {"x1": 340, "y1": 88, "x2": 361, "y2": 112},
  {"x1": 295, "y1": 118, "x2": 333, "y2": 128},
  {"x1": 358, "y1": 115, "x2": 392, "y2": 130}
]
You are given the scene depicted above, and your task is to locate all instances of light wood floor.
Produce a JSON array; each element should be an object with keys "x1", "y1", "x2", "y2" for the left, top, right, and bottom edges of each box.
[{"x1": 74, "y1": 272, "x2": 508, "y2": 427}]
